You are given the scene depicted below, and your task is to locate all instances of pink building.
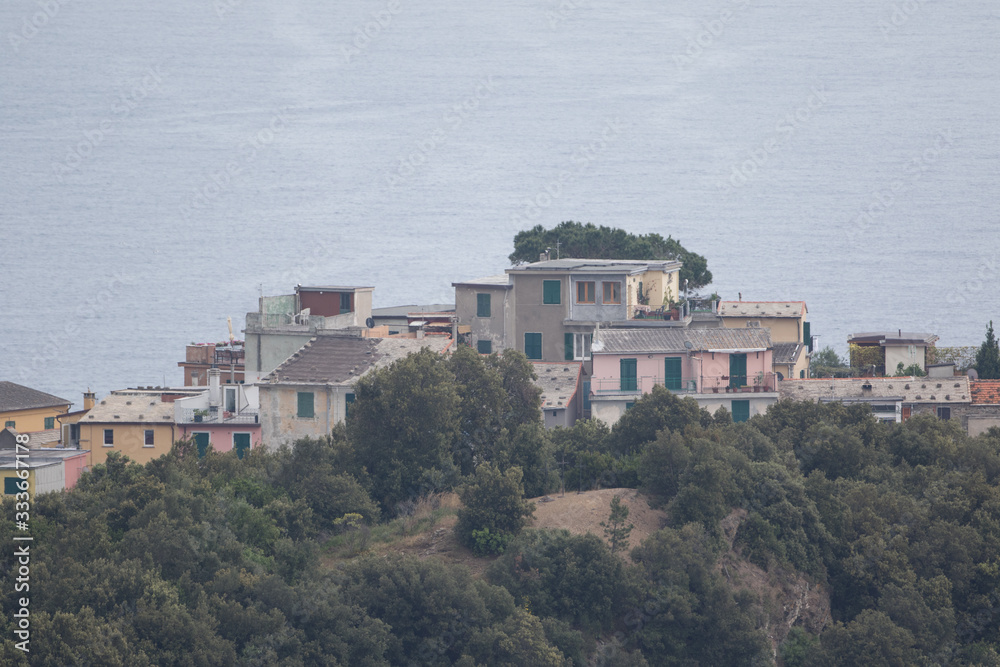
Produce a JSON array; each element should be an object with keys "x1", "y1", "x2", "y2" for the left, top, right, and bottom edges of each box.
[{"x1": 590, "y1": 327, "x2": 778, "y2": 424}]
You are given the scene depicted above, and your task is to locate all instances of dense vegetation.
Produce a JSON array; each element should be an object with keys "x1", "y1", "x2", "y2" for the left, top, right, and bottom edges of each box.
[
  {"x1": 2, "y1": 349, "x2": 1000, "y2": 664},
  {"x1": 509, "y1": 221, "x2": 713, "y2": 289}
]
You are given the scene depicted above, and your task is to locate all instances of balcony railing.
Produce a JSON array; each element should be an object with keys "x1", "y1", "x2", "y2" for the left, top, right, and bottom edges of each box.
[
  {"x1": 630, "y1": 301, "x2": 691, "y2": 321},
  {"x1": 177, "y1": 407, "x2": 259, "y2": 424},
  {"x1": 591, "y1": 373, "x2": 777, "y2": 396}
]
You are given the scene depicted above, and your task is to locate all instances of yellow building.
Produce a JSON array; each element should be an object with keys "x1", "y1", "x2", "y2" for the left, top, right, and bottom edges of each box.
[
  {"x1": 0, "y1": 382, "x2": 72, "y2": 433},
  {"x1": 719, "y1": 301, "x2": 811, "y2": 379},
  {"x1": 78, "y1": 390, "x2": 190, "y2": 467}
]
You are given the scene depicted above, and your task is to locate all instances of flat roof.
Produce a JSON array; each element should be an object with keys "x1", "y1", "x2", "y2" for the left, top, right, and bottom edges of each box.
[{"x1": 507, "y1": 258, "x2": 681, "y2": 274}]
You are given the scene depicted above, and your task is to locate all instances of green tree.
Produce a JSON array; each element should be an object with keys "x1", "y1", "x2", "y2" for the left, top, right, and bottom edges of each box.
[
  {"x1": 601, "y1": 495, "x2": 634, "y2": 554},
  {"x1": 975, "y1": 321, "x2": 1000, "y2": 379},
  {"x1": 609, "y1": 385, "x2": 711, "y2": 455},
  {"x1": 509, "y1": 221, "x2": 712, "y2": 289},
  {"x1": 457, "y1": 464, "x2": 535, "y2": 555}
]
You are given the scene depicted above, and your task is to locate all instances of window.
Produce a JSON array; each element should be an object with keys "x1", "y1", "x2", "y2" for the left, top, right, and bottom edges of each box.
[
  {"x1": 620, "y1": 358, "x2": 637, "y2": 391},
  {"x1": 665, "y1": 357, "x2": 683, "y2": 390},
  {"x1": 583, "y1": 381, "x2": 591, "y2": 411},
  {"x1": 44, "y1": 417, "x2": 55, "y2": 430},
  {"x1": 625, "y1": 402, "x2": 635, "y2": 411},
  {"x1": 144, "y1": 429, "x2": 154, "y2": 446},
  {"x1": 345, "y1": 393, "x2": 355, "y2": 420},
  {"x1": 937, "y1": 406, "x2": 951, "y2": 421},
  {"x1": 477, "y1": 293, "x2": 491, "y2": 317},
  {"x1": 193, "y1": 432, "x2": 210, "y2": 458},
  {"x1": 732, "y1": 400, "x2": 750, "y2": 423},
  {"x1": 297, "y1": 392, "x2": 315, "y2": 418},
  {"x1": 603, "y1": 282, "x2": 620, "y2": 304},
  {"x1": 4, "y1": 421, "x2": 14, "y2": 429},
  {"x1": 576, "y1": 281, "x2": 595, "y2": 303},
  {"x1": 340, "y1": 292, "x2": 352, "y2": 313},
  {"x1": 225, "y1": 387, "x2": 236, "y2": 412},
  {"x1": 543, "y1": 280, "x2": 561, "y2": 304},
  {"x1": 565, "y1": 333, "x2": 591, "y2": 361},
  {"x1": 5, "y1": 477, "x2": 25, "y2": 495},
  {"x1": 233, "y1": 433, "x2": 251, "y2": 460},
  {"x1": 477, "y1": 339, "x2": 493, "y2": 354},
  {"x1": 525, "y1": 333, "x2": 542, "y2": 360},
  {"x1": 729, "y1": 353, "x2": 747, "y2": 388},
  {"x1": 104, "y1": 429, "x2": 114, "y2": 445}
]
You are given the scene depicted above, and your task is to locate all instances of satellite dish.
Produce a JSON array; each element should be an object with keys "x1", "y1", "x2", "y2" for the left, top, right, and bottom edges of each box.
[
  {"x1": 365, "y1": 317, "x2": 375, "y2": 329},
  {"x1": 684, "y1": 340, "x2": 693, "y2": 349}
]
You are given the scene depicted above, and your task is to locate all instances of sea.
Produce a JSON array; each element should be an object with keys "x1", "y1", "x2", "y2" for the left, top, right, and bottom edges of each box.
[{"x1": 1, "y1": 0, "x2": 998, "y2": 408}]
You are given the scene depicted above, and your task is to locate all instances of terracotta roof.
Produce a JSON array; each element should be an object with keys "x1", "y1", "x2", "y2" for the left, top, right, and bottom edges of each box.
[
  {"x1": 779, "y1": 376, "x2": 970, "y2": 404},
  {"x1": 0, "y1": 382, "x2": 71, "y2": 412},
  {"x1": 971, "y1": 380, "x2": 1000, "y2": 405},
  {"x1": 595, "y1": 327, "x2": 773, "y2": 354},
  {"x1": 773, "y1": 342, "x2": 804, "y2": 365},
  {"x1": 531, "y1": 362, "x2": 582, "y2": 409},
  {"x1": 83, "y1": 392, "x2": 176, "y2": 424},
  {"x1": 718, "y1": 301, "x2": 806, "y2": 318}
]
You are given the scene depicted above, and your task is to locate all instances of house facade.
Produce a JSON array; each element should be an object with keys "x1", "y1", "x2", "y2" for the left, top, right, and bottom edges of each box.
[
  {"x1": 0, "y1": 436, "x2": 89, "y2": 499},
  {"x1": 847, "y1": 331, "x2": 939, "y2": 376},
  {"x1": 0, "y1": 381, "x2": 72, "y2": 433},
  {"x1": 589, "y1": 327, "x2": 777, "y2": 425},
  {"x1": 718, "y1": 301, "x2": 811, "y2": 379},
  {"x1": 173, "y1": 369, "x2": 261, "y2": 458},
  {"x1": 178, "y1": 341, "x2": 245, "y2": 386},
  {"x1": 452, "y1": 275, "x2": 513, "y2": 355}
]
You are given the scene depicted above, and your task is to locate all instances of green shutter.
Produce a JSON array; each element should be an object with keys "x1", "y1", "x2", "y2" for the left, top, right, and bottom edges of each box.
[
  {"x1": 194, "y1": 432, "x2": 210, "y2": 458},
  {"x1": 345, "y1": 393, "x2": 355, "y2": 420},
  {"x1": 565, "y1": 333, "x2": 574, "y2": 360},
  {"x1": 583, "y1": 381, "x2": 591, "y2": 411},
  {"x1": 44, "y1": 417, "x2": 54, "y2": 430},
  {"x1": 543, "y1": 280, "x2": 561, "y2": 304},
  {"x1": 297, "y1": 391, "x2": 315, "y2": 418},
  {"x1": 803, "y1": 322, "x2": 812, "y2": 351},
  {"x1": 620, "y1": 358, "x2": 637, "y2": 391},
  {"x1": 477, "y1": 293, "x2": 491, "y2": 317},
  {"x1": 525, "y1": 333, "x2": 542, "y2": 360},
  {"x1": 732, "y1": 400, "x2": 750, "y2": 423},
  {"x1": 477, "y1": 340, "x2": 492, "y2": 354},
  {"x1": 4, "y1": 477, "x2": 23, "y2": 495},
  {"x1": 665, "y1": 357, "x2": 682, "y2": 390},
  {"x1": 729, "y1": 354, "x2": 747, "y2": 388},
  {"x1": 233, "y1": 433, "x2": 251, "y2": 460}
]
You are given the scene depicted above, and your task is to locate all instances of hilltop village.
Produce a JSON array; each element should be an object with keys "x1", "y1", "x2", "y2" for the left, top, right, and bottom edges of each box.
[{"x1": 3, "y1": 254, "x2": 998, "y2": 497}]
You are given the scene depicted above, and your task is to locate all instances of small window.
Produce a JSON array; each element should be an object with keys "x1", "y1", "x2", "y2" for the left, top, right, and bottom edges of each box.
[
  {"x1": 625, "y1": 402, "x2": 635, "y2": 411},
  {"x1": 4, "y1": 421, "x2": 14, "y2": 429},
  {"x1": 104, "y1": 429, "x2": 114, "y2": 445},
  {"x1": 340, "y1": 292, "x2": 352, "y2": 313},
  {"x1": 233, "y1": 433, "x2": 251, "y2": 460},
  {"x1": 44, "y1": 417, "x2": 55, "y2": 430},
  {"x1": 732, "y1": 400, "x2": 751, "y2": 423},
  {"x1": 297, "y1": 392, "x2": 315, "y2": 418},
  {"x1": 144, "y1": 429, "x2": 154, "y2": 446},
  {"x1": 574, "y1": 333, "x2": 592, "y2": 360},
  {"x1": 525, "y1": 333, "x2": 542, "y2": 360},
  {"x1": 4, "y1": 477, "x2": 25, "y2": 495},
  {"x1": 543, "y1": 280, "x2": 561, "y2": 305},
  {"x1": 576, "y1": 281, "x2": 595, "y2": 304},
  {"x1": 937, "y1": 406, "x2": 951, "y2": 421},
  {"x1": 477, "y1": 339, "x2": 493, "y2": 354},
  {"x1": 477, "y1": 293, "x2": 491, "y2": 318},
  {"x1": 345, "y1": 393, "x2": 355, "y2": 420},
  {"x1": 603, "y1": 282, "x2": 620, "y2": 304},
  {"x1": 225, "y1": 387, "x2": 236, "y2": 412}
]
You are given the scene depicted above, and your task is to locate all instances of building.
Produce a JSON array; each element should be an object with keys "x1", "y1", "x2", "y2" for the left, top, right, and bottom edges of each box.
[
  {"x1": 589, "y1": 327, "x2": 777, "y2": 425},
  {"x1": 173, "y1": 369, "x2": 261, "y2": 458},
  {"x1": 257, "y1": 334, "x2": 453, "y2": 449},
  {"x1": 0, "y1": 428, "x2": 90, "y2": 498},
  {"x1": 452, "y1": 275, "x2": 514, "y2": 355},
  {"x1": 967, "y1": 381, "x2": 1000, "y2": 436},
  {"x1": 244, "y1": 284, "x2": 375, "y2": 382},
  {"x1": 0, "y1": 381, "x2": 72, "y2": 433},
  {"x1": 779, "y1": 376, "x2": 971, "y2": 424},
  {"x1": 532, "y1": 362, "x2": 583, "y2": 428},
  {"x1": 178, "y1": 341, "x2": 245, "y2": 386},
  {"x1": 77, "y1": 388, "x2": 203, "y2": 466},
  {"x1": 847, "y1": 331, "x2": 939, "y2": 376},
  {"x1": 372, "y1": 304, "x2": 455, "y2": 336},
  {"x1": 718, "y1": 301, "x2": 811, "y2": 379}
]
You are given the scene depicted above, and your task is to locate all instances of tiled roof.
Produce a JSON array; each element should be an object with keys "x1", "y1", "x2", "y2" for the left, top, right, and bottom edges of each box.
[
  {"x1": 83, "y1": 392, "x2": 177, "y2": 424},
  {"x1": 531, "y1": 362, "x2": 582, "y2": 410},
  {"x1": 971, "y1": 380, "x2": 1000, "y2": 405},
  {"x1": 847, "y1": 332, "x2": 939, "y2": 346},
  {"x1": 0, "y1": 382, "x2": 71, "y2": 412},
  {"x1": 718, "y1": 301, "x2": 806, "y2": 318},
  {"x1": 451, "y1": 274, "x2": 511, "y2": 288},
  {"x1": 265, "y1": 335, "x2": 452, "y2": 385},
  {"x1": 779, "y1": 376, "x2": 970, "y2": 404},
  {"x1": 595, "y1": 327, "x2": 773, "y2": 354},
  {"x1": 773, "y1": 342, "x2": 804, "y2": 365}
]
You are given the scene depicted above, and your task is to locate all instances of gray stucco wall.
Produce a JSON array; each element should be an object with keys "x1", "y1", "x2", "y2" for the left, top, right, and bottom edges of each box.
[
  {"x1": 567, "y1": 274, "x2": 628, "y2": 322},
  {"x1": 455, "y1": 284, "x2": 510, "y2": 352},
  {"x1": 511, "y1": 273, "x2": 569, "y2": 362}
]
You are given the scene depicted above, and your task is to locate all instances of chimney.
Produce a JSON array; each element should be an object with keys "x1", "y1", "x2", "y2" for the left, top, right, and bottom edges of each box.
[
  {"x1": 83, "y1": 389, "x2": 96, "y2": 411},
  {"x1": 208, "y1": 368, "x2": 222, "y2": 408}
]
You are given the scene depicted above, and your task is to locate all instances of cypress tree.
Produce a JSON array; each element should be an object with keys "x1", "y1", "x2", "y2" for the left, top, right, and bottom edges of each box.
[{"x1": 975, "y1": 320, "x2": 1000, "y2": 379}]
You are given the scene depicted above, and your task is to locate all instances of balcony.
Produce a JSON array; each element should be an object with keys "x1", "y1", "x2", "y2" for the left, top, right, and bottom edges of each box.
[
  {"x1": 177, "y1": 407, "x2": 259, "y2": 425},
  {"x1": 591, "y1": 373, "x2": 777, "y2": 397}
]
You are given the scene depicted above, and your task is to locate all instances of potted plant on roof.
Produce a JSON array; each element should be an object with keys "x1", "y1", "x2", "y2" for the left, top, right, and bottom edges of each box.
[
  {"x1": 721, "y1": 375, "x2": 730, "y2": 392},
  {"x1": 753, "y1": 372, "x2": 765, "y2": 392},
  {"x1": 193, "y1": 408, "x2": 208, "y2": 423}
]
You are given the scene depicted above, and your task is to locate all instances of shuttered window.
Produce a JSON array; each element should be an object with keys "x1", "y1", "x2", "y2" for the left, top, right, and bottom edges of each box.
[
  {"x1": 732, "y1": 400, "x2": 750, "y2": 423},
  {"x1": 233, "y1": 433, "x2": 251, "y2": 459},
  {"x1": 620, "y1": 359, "x2": 637, "y2": 391},
  {"x1": 477, "y1": 340, "x2": 492, "y2": 354},
  {"x1": 565, "y1": 333, "x2": 574, "y2": 361},
  {"x1": 729, "y1": 354, "x2": 747, "y2": 388},
  {"x1": 44, "y1": 417, "x2": 55, "y2": 430},
  {"x1": 297, "y1": 391, "x2": 315, "y2": 418},
  {"x1": 525, "y1": 333, "x2": 542, "y2": 360},
  {"x1": 665, "y1": 357, "x2": 683, "y2": 390},
  {"x1": 477, "y1": 293, "x2": 491, "y2": 317},
  {"x1": 543, "y1": 280, "x2": 561, "y2": 304},
  {"x1": 194, "y1": 432, "x2": 210, "y2": 458}
]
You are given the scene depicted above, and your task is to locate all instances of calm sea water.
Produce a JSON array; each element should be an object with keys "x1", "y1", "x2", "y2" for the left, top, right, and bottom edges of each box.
[{"x1": 2, "y1": 0, "x2": 998, "y2": 408}]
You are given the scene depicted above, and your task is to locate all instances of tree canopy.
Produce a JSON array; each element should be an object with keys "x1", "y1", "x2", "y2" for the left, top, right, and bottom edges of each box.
[
  {"x1": 509, "y1": 221, "x2": 713, "y2": 289},
  {"x1": 975, "y1": 320, "x2": 1000, "y2": 379}
]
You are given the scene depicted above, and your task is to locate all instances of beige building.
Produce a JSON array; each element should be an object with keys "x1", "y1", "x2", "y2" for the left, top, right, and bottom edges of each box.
[
  {"x1": 719, "y1": 301, "x2": 811, "y2": 379},
  {"x1": 0, "y1": 382, "x2": 72, "y2": 433},
  {"x1": 847, "y1": 331, "x2": 939, "y2": 376},
  {"x1": 779, "y1": 376, "x2": 970, "y2": 424}
]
